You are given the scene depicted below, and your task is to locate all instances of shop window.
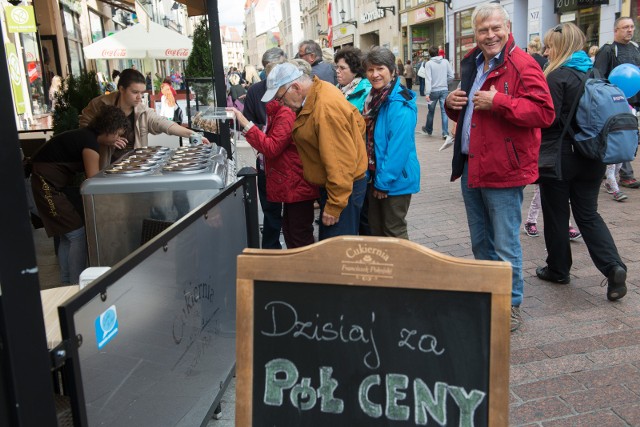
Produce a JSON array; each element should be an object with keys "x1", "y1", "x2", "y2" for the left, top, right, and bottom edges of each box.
[
  {"x1": 89, "y1": 9, "x2": 110, "y2": 89},
  {"x1": 571, "y1": 7, "x2": 600, "y2": 48},
  {"x1": 454, "y1": 8, "x2": 475, "y2": 79},
  {"x1": 19, "y1": 33, "x2": 47, "y2": 116},
  {"x1": 62, "y1": 5, "x2": 85, "y2": 76}
]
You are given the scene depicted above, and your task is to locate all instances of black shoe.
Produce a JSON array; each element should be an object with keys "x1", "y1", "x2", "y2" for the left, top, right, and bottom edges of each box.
[
  {"x1": 536, "y1": 266, "x2": 570, "y2": 284},
  {"x1": 606, "y1": 265, "x2": 627, "y2": 301}
]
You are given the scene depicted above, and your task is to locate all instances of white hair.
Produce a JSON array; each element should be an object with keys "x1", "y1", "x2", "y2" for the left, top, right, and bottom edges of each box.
[{"x1": 471, "y1": 3, "x2": 510, "y2": 31}]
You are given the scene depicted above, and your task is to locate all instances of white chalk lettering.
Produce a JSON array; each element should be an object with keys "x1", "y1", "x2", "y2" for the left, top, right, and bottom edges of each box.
[
  {"x1": 358, "y1": 373, "x2": 486, "y2": 424},
  {"x1": 261, "y1": 301, "x2": 380, "y2": 369},
  {"x1": 398, "y1": 328, "x2": 445, "y2": 356}
]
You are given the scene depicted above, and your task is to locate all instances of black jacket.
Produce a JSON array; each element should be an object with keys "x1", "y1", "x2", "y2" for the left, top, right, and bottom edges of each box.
[
  {"x1": 593, "y1": 42, "x2": 640, "y2": 107},
  {"x1": 538, "y1": 67, "x2": 585, "y2": 180},
  {"x1": 242, "y1": 80, "x2": 267, "y2": 128}
]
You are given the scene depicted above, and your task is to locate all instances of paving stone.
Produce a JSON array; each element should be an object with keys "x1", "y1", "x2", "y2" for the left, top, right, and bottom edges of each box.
[
  {"x1": 571, "y1": 364, "x2": 640, "y2": 388},
  {"x1": 512, "y1": 375, "x2": 584, "y2": 401},
  {"x1": 588, "y1": 344, "x2": 640, "y2": 367},
  {"x1": 541, "y1": 410, "x2": 628, "y2": 427},
  {"x1": 594, "y1": 328, "x2": 640, "y2": 349},
  {"x1": 510, "y1": 397, "x2": 573, "y2": 426},
  {"x1": 539, "y1": 337, "x2": 606, "y2": 358},
  {"x1": 560, "y1": 384, "x2": 638, "y2": 413},
  {"x1": 511, "y1": 346, "x2": 548, "y2": 365},
  {"x1": 613, "y1": 403, "x2": 640, "y2": 426},
  {"x1": 523, "y1": 354, "x2": 594, "y2": 380}
]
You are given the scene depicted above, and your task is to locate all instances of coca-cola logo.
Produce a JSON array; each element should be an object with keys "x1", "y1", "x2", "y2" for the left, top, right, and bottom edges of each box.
[
  {"x1": 165, "y1": 48, "x2": 190, "y2": 57},
  {"x1": 101, "y1": 49, "x2": 127, "y2": 57}
]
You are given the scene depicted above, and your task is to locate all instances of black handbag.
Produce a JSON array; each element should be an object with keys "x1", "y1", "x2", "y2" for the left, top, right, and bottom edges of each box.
[{"x1": 173, "y1": 105, "x2": 184, "y2": 123}]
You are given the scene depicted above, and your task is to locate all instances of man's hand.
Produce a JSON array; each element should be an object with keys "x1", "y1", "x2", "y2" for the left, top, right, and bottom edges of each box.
[
  {"x1": 202, "y1": 136, "x2": 210, "y2": 145},
  {"x1": 473, "y1": 85, "x2": 497, "y2": 110},
  {"x1": 445, "y1": 89, "x2": 468, "y2": 110},
  {"x1": 425, "y1": 95, "x2": 431, "y2": 103},
  {"x1": 322, "y1": 211, "x2": 339, "y2": 226}
]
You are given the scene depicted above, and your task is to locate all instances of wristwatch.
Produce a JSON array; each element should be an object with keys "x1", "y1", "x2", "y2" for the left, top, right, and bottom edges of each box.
[{"x1": 242, "y1": 121, "x2": 254, "y2": 134}]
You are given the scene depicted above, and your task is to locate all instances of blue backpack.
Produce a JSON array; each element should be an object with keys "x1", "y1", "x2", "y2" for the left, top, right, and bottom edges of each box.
[{"x1": 561, "y1": 68, "x2": 639, "y2": 164}]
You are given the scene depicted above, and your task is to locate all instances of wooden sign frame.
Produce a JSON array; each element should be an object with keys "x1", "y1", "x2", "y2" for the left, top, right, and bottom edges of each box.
[{"x1": 236, "y1": 236, "x2": 511, "y2": 426}]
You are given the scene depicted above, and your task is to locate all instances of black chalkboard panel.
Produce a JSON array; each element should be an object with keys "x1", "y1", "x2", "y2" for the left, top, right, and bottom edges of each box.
[{"x1": 251, "y1": 280, "x2": 491, "y2": 426}]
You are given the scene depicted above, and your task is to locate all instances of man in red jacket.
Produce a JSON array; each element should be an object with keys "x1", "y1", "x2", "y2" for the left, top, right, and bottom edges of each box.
[{"x1": 444, "y1": 3, "x2": 555, "y2": 332}]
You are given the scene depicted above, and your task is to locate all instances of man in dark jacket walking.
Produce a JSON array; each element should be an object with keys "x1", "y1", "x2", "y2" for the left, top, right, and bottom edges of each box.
[
  {"x1": 594, "y1": 16, "x2": 640, "y2": 189},
  {"x1": 298, "y1": 40, "x2": 336, "y2": 84},
  {"x1": 444, "y1": 3, "x2": 555, "y2": 332}
]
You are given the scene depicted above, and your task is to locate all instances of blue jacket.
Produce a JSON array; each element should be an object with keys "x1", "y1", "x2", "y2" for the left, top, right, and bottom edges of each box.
[
  {"x1": 345, "y1": 78, "x2": 372, "y2": 113},
  {"x1": 371, "y1": 79, "x2": 420, "y2": 196}
]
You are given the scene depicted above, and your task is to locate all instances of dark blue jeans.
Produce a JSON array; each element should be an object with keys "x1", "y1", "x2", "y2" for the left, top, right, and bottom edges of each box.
[
  {"x1": 418, "y1": 77, "x2": 425, "y2": 96},
  {"x1": 425, "y1": 90, "x2": 449, "y2": 137},
  {"x1": 257, "y1": 163, "x2": 283, "y2": 249},
  {"x1": 319, "y1": 177, "x2": 367, "y2": 240}
]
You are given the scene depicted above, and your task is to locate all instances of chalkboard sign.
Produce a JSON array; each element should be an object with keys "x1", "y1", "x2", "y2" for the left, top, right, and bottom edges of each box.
[{"x1": 237, "y1": 237, "x2": 511, "y2": 426}]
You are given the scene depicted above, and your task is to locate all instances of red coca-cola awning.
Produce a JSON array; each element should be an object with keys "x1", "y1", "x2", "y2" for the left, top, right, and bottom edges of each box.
[{"x1": 83, "y1": 21, "x2": 193, "y2": 59}]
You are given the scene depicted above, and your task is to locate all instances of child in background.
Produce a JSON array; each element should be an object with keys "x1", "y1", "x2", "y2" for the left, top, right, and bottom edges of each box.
[
  {"x1": 604, "y1": 164, "x2": 629, "y2": 201},
  {"x1": 524, "y1": 184, "x2": 582, "y2": 239}
]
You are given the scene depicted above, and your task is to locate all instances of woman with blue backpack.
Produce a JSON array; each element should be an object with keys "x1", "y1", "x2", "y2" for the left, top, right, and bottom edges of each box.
[{"x1": 535, "y1": 22, "x2": 628, "y2": 301}]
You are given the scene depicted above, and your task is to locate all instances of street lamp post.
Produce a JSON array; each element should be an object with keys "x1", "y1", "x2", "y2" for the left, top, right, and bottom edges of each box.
[
  {"x1": 375, "y1": 0, "x2": 396, "y2": 16},
  {"x1": 339, "y1": 9, "x2": 357, "y2": 28}
]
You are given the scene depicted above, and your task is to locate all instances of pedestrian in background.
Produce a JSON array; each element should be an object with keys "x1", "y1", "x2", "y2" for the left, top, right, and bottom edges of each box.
[
  {"x1": 527, "y1": 36, "x2": 548, "y2": 70},
  {"x1": 594, "y1": 17, "x2": 640, "y2": 189},
  {"x1": 362, "y1": 47, "x2": 420, "y2": 239},
  {"x1": 444, "y1": 3, "x2": 555, "y2": 332},
  {"x1": 403, "y1": 59, "x2": 415, "y2": 88},
  {"x1": 298, "y1": 40, "x2": 336, "y2": 84},
  {"x1": 536, "y1": 22, "x2": 627, "y2": 302},
  {"x1": 421, "y1": 46, "x2": 454, "y2": 139}
]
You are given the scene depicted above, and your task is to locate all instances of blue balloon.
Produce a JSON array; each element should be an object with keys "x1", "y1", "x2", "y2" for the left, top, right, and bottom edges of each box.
[{"x1": 609, "y1": 63, "x2": 640, "y2": 98}]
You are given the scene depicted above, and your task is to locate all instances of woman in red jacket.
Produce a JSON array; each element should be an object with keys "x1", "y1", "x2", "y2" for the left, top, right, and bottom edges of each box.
[{"x1": 227, "y1": 102, "x2": 319, "y2": 248}]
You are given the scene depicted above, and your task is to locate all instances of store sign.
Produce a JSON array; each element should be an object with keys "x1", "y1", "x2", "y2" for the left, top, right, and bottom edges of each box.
[
  {"x1": 361, "y1": 9, "x2": 385, "y2": 24},
  {"x1": 101, "y1": 49, "x2": 128, "y2": 58},
  {"x1": 165, "y1": 48, "x2": 190, "y2": 57},
  {"x1": 5, "y1": 43, "x2": 26, "y2": 114},
  {"x1": 555, "y1": 0, "x2": 609, "y2": 13},
  {"x1": 415, "y1": 6, "x2": 436, "y2": 23},
  {"x1": 5, "y1": 6, "x2": 36, "y2": 33}
]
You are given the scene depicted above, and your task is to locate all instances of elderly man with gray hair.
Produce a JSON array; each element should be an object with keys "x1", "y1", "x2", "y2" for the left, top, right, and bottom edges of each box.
[
  {"x1": 298, "y1": 40, "x2": 336, "y2": 84},
  {"x1": 243, "y1": 47, "x2": 287, "y2": 249},
  {"x1": 262, "y1": 62, "x2": 367, "y2": 239}
]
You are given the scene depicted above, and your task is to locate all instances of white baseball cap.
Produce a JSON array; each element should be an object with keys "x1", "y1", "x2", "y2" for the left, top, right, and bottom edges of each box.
[{"x1": 261, "y1": 63, "x2": 303, "y2": 103}]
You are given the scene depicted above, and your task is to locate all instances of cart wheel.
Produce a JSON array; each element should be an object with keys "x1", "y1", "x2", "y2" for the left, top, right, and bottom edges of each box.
[{"x1": 211, "y1": 403, "x2": 222, "y2": 420}]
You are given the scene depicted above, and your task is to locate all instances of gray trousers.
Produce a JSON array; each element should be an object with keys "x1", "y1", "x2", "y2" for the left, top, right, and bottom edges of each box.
[{"x1": 620, "y1": 161, "x2": 635, "y2": 180}]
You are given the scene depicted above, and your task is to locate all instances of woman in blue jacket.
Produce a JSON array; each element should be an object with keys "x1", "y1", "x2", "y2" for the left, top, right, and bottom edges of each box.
[{"x1": 361, "y1": 47, "x2": 420, "y2": 238}]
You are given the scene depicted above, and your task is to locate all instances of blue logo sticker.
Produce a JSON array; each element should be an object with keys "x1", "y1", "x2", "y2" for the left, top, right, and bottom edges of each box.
[{"x1": 95, "y1": 305, "x2": 119, "y2": 349}]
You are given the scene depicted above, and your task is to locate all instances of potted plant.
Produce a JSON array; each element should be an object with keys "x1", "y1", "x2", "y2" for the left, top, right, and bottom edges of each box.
[{"x1": 51, "y1": 71, "x2": 101, "y2": 135}]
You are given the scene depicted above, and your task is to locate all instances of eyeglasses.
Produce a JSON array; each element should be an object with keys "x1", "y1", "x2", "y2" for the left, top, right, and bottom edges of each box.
[
  {"x1": 299, "y1": 52, "x2": 312, "y2": 58},
  {"x1": 274, "y1": 85, "x2": 292, "y2": 104},
  {"x1": 553, "y1": 24, "x2": 562, "y2": 33}
]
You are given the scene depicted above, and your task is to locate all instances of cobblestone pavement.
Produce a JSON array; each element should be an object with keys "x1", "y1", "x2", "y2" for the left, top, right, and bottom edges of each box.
[{"x1": 34, "y1": 95, "x2": 640, "y2": 426}]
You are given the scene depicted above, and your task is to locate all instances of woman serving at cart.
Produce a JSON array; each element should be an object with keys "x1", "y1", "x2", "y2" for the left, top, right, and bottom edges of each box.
[{"x1": 80, "y1": 68, "x2": 208, "y2": 168}]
